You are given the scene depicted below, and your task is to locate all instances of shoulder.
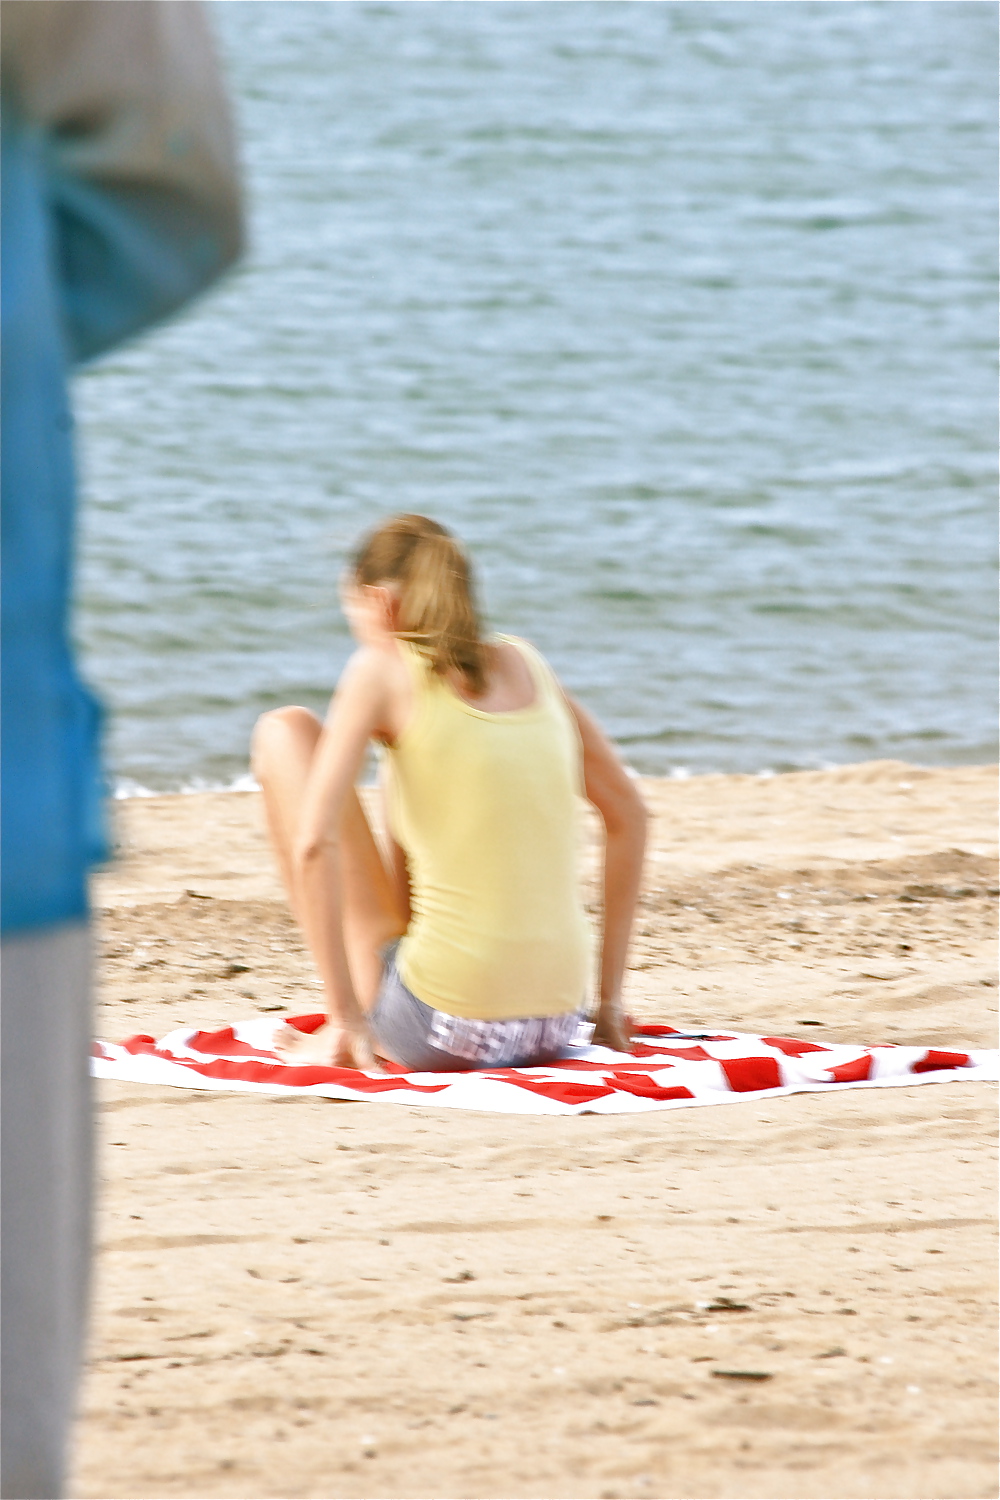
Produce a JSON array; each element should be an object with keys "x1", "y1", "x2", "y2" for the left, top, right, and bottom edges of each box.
[
  {"x1": 496, "y1": 633, "x2": 550, "y2": 671},
  {"x1": 497, "y1": 634, "x2": 564, "y2": 693},
  {"x1": 332, "y1": 642, "x2": 415, "y2": 744},
  {"x1": 335, "y1": 643, "x2": 409, "y2": 703}
]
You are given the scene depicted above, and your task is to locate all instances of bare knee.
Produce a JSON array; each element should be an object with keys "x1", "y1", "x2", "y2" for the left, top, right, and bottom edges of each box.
[{"x1": 251, "y1": 706, "x2": 322, "y2": 781}]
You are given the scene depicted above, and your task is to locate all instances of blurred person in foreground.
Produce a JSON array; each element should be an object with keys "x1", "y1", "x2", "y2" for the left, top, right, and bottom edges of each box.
[{"x1": 1, "y1": 4, "x2": 242, "y2": 1494}]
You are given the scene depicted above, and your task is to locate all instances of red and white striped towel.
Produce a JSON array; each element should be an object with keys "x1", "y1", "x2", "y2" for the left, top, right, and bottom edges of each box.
[{"x1": 92, "y1": 1015, "x2": 998, "y2": 1115}]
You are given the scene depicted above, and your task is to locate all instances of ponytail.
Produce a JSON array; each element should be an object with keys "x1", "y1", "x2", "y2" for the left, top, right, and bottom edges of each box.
[{"x1": 351, "y1": 515, "x2": 488, "y2": 695}]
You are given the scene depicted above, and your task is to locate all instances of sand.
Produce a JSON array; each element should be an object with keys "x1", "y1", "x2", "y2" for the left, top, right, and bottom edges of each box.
[{"x1": 71, "y1": 761, "x2": 998, "y2": 1500}]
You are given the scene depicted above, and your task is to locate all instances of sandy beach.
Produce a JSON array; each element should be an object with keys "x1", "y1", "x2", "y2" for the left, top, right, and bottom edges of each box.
[{"x1": 71, "y1": 761, "x2": 997, "y2": 1500}]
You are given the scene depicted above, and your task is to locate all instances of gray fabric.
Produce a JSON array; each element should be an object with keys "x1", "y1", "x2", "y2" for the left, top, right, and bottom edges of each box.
[
  {"x1": 1, "y1": 0, "x2": 244, "y2": 363},
  {"x1": 1, "y1": 923, "x2": 92, "y2": 1500},
  {"x1": 369, "y1": 945, "x2": 588, "y2": 1072}
]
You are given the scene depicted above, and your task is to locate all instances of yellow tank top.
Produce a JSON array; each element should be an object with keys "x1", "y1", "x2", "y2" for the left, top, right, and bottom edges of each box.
[{"x1": 384, "y1": 636, "x2": 591, "y2": 1021}]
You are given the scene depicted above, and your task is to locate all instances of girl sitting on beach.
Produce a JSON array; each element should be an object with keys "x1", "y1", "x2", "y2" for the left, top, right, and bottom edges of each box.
[{"x1": 252, "y1": 514, "x2": 647, "y2": 1071}]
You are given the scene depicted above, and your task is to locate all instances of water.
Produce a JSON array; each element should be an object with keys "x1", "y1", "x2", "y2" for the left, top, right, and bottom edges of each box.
[{"x1": 75, "y1": 1, "x2": 998, "y2": 792}]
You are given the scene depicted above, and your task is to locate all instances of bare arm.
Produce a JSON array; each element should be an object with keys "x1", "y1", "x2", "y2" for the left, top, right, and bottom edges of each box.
[
  {"x1": 287, "y1": 649, "x2": 394, "y2": 1064},
  {"x1": 564, "y1": 694, "x2": 648, "y2": 1052}
]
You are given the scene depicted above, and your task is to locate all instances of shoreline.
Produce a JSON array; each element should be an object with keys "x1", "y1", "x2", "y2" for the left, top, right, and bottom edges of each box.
[
  {"x1": 96, "y1": 754, "x2": 997, "y2": 916},
  {"x1": 106, "y1": 754, "x2": 1000, "y2": 804},
  {"x1": 75, "y1": 758, "x2": 998, "y2": 1500}
]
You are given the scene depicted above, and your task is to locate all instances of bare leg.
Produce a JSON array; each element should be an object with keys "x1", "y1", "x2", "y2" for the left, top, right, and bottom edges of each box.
[{"x1": 250, "y1": 707, "x2": 407, "y2": 1011}]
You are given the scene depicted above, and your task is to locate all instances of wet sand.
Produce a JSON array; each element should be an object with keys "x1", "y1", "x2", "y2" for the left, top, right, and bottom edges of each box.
[{"x1": 71, "y1": 761, "x2": 998, "y2": 1500}]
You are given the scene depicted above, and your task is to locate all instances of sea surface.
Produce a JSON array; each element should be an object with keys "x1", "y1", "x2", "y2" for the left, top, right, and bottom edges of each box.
[{"x1": 74, "y1": 1, "x2": 998, "y2": 793}]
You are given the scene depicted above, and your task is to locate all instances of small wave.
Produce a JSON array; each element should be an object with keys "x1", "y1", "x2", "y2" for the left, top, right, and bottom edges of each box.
[
  {"x1": 628, "y1": 762, "x2": 776, "y2": 781},
  {"x1": 113, "y1": 772, "x2": 259, "y2": 800}
]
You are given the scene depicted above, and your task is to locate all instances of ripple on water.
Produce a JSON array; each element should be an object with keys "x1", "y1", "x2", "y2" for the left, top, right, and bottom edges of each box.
[{"x1": 76, "y1": 2, "x2": 997, "y2": 790}]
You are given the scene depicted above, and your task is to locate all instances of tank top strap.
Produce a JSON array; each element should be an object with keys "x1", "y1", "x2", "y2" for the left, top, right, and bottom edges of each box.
[
  {"x1": 497, "y1": 634, "x2": 563, "y2": 708},
  {"x1": 397, "y1": 638, "x2": 435, "y2": 684},
  {"x1": 396, "y1": 634, "x2": 562, "y2": 724}
]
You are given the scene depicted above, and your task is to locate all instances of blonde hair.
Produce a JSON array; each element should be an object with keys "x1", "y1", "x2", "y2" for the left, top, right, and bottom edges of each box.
[{"x1": 351, "y1": 514, "x2": 488, "y2": 695}]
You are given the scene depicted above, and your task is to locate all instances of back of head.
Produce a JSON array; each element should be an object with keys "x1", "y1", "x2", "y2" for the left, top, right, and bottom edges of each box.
[{"x1": 351, "y1": 514, "x2": 487, "y2": 695}]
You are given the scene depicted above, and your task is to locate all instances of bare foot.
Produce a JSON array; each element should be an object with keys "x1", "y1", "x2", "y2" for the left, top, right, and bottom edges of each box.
[
  {"x1": 591, "y1": 1001, "x2": 635, "y2": 1054},
  {"x1": 274, "y1": 1020, "x2": 381, "y2": 1071}
]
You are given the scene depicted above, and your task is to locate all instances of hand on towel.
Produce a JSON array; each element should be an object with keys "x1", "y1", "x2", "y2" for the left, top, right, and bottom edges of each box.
[
  {"x1": 274, "y1": 1018, "x2": 382, "y2": 1072},
  {"x1": 591, "y1": 997, "x2": 634, "y2": 1055}
]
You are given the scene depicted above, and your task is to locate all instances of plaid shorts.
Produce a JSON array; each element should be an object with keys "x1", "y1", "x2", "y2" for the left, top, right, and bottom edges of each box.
[
  {"x1": 427, "y1": 1005, "x2": 588, "y2": 1066},
  {"x1": 369, "y1": 944, "x2": 589, "y2": 1072}
]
